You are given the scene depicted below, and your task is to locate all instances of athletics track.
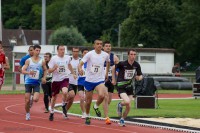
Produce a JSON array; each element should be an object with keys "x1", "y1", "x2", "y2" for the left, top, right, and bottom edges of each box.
[{"x1": 0, "y1": 93, "x2": 199, "y2": 133}]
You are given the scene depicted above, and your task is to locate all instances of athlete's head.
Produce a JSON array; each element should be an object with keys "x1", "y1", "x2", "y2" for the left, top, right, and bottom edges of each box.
[
  {"x1": 44, "y1": 52, "x2": 52, "y2": 63},
  {"x1": 72, "y1": 47, "x2": 79, "y2": 59},
  {"x1": 33, "y1": 44, "x2": 41, "y2": 56},
  {"x1": 28, "y1": 45, "x2": 34, "y2": 56},
  {"x1": 103, "y1": 41, "x2": 111, "y2": 53},
  {"x1": 57, "y1": 45, "x2": 65, "y2": 57},
  {"x1": 94, "y1": 39, "x2": 103, "y2": 52},
  {"x1": 128, "y1": 49, "x2": 137, "y2": 61},
  {"x1": 81, "y1": 48, "x2": 89, "y2": 57}
]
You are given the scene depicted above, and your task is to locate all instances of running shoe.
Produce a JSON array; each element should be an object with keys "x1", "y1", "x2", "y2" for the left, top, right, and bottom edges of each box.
[
  {"x1": 105, "y1": 117, "x2": 111, "y2": 125},
  {"x1": 44, "y1": 108, "x2": 49, "y2": 113},
  {"x1": 29, "y1": 94, "x2": 33, "y2": 108},
  {"x1": 85, "y1": 117, "x2": 91, "y2": 125},
  {"x1": 119, "y1": 118, "x2": 125, "y2": 127},
  {"x1": 26, "y1": 113, "x2": 31, "y2": 121},
  {"x1": 49, "y1": 113, "x2": 54, "y2": 121},
  {"x1": 62, "y1": 103, "x2": 68, "y2": 119},
  {"x1": 81, "y1": 112, "x2": 86, "y2": 119},
  {"x1": 93, "y1": 105, "x2": 101, "y2": 117},
  {"x1": 117, "y1": 102, "x2": 123, "y2": 117}
]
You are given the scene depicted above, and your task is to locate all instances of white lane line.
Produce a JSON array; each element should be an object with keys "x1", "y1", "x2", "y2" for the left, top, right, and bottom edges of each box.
[
  {"x1": 0, "y1": 119, "x2": 73, "y2": 133},
  {"x1": 4, "y1": 103, "x2": 137, "y2": 133}
]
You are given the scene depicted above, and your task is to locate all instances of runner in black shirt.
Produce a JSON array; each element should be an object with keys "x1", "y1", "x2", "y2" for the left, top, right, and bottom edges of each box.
[{"x1": 112, "y1": 49, "x2": 143, "y2": 126}]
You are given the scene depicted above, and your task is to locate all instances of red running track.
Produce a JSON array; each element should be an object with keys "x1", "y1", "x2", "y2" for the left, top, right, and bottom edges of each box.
[{"x1": 0, "y1": 94, "x2": 190, "y2": 133}]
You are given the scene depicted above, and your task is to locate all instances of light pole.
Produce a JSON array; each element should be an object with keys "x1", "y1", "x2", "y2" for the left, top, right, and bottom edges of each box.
[
  {"x1": 41, "y1": 0, "x2": 46, "y2": 45},
  {"x1": 118, "y1": 24, "x2": 121, "y2": 47}
]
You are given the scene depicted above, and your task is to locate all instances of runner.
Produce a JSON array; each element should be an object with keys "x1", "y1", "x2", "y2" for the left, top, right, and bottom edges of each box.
[
  {"x1": 112, "y1": 49, "x2": 143, "y2": 126},
  {"x1": 0, "y1": 43, "x2": 7, "y2": 90},
  {"x1": 22, "y1": 44, "x2": 47, "y2": 120},
  {"x1": 64, "y1": 47, "x2": 80, "y2": 118},
  {"x1": 48, "y1": 45, "x2": 76, "y2": 121},
  {"x1": 102, "y1": 41, "x2": 119, "y2": 119},
  {"x1": 19, "y1": 45, "x2": 34, "y2": 108},
  {"x1": 18, "y1": 46, "x2": 34, "y2": 73},
  {"x1": 78, "y1": 39, "x2": 111, "y2": 125},
  {"x1": 77, "y1": 48, "x2": 89, "y2": 118},
  {"x1": 41, "y1": 52, "x2": 52, "y2": 113}
]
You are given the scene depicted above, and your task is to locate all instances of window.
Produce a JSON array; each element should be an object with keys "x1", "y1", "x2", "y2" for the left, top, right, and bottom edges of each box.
[{"x1": 140, "y1": 56, "x2": 155, "y2": 62}]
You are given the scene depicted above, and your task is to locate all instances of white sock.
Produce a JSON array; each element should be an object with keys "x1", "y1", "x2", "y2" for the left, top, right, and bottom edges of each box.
[
  {"x1": 62, "y1": 101, "x2": 66, "y2": 106},
  {"x1": 94, "y1": 103, "x2": 98, "y2": 109},
  {"x1": 50, "y1": 109, "x2": 54, "y2": 114}
]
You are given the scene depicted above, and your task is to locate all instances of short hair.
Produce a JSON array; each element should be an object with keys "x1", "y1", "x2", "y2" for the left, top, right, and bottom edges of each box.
[
  {"x1": 45, "y1": 52, "x2": 52, "y2": 58},
  {"x1": 28, "y1": 45, "x2": 34, "y2": 50},
  {"x1": 81, "y1": 48, "x2": 89, "y2": 54},
  {"x1": 33, "y1": 44, "x2": 41, "y2": 50},
  {"x1": 94, "y1": 38, "x2": 102, "y2": 44},
  {"x1": 127, "y1": 49, "x2": 136, "y2": 55},
  {"x1": 103, "y1": 41, "x2": 111, "y2": 47},
  {"x1": 57, "y1": 45, "x2": 65, "y2": 50},
  {"x1": 72, "y1": 47, "x2": 79, "y2": 51}
]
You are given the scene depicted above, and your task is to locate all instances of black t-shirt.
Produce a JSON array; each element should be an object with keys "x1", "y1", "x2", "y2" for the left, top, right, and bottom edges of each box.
[{"x1": 116, "y1": 60, "x2": 142, "y2": 82}]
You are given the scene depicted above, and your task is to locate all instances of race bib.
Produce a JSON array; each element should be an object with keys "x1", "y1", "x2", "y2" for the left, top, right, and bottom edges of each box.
[
  {"x1": 91, "y1": 65, "x2": 101, "y2": 74},
  {"x1": 58, "y1": 65, "x2": 66, "y2": 73},
  {"x1": 46, "y1": 72, "x2": 52, "y2": 78},
  {"x1": 104, "y1": 67, "x2": 112, "y2": 76},
  {"x1": 124, "y1": 69, "x2": 135, "y2": 79},
  {"x1": 29, "y1": 70, "x2": 40, "y2": 80}
]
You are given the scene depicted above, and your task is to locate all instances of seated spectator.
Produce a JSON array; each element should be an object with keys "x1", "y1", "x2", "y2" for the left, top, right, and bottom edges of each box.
[{"x1": 172, "y1": 63, "x2": 181, "y2": 77}]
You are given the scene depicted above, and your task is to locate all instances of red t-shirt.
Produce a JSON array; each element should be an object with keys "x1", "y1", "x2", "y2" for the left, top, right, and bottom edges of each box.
[{"x1": 0, "y1": 53, "x2": 6, "y2": 77}]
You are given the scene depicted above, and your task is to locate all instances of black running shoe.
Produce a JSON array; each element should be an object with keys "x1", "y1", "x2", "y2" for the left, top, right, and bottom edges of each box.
[
  {"x1": 62, "y1": 103, "x2": 68, "y2": 118},
  {"x1": 85, "y1": 117, "x2": 91, "y2": 125},
  {"x1": 93, "y1": 105, "x2": 101, "y2": 117},
  {"x1": 49, "y1": 113, "x2": 54, "y2": 121}
]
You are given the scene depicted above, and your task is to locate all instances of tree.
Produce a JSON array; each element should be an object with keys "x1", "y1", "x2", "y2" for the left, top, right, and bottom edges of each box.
[
  {"x1": 121, "y1": 0, "x2": 178, "y2": 48},
  {"x1": 48, "y1": 26, "x2": 87, "y2": 46},
  {"x1": 175, "y1": 0, "x2": 200, "y2": 65}
]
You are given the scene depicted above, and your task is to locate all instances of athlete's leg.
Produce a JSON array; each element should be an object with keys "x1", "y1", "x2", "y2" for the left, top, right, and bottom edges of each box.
[
  {"x1": 119, "y1": 93, "x2": 133, "y2": 119},
  {"x1": 85, "y1": 90, "x2": 93, "y2": 115},
  {"x1": 78, "y1": 90, "x2": 85, "y2": 114}
]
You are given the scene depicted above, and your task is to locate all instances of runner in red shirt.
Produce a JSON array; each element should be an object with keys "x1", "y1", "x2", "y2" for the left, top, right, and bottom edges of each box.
[{"x1": 0, "y1": 43, "x2": 6, "y2": 90}]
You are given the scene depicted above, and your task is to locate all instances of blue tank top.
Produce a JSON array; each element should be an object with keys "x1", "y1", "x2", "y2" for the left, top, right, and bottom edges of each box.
[
  {"x1": 24, "y1": 58, "x2": 43, "y2": 85},
  {"x1": 104, "y1": 53, "x2": 114, "y2": 67}
]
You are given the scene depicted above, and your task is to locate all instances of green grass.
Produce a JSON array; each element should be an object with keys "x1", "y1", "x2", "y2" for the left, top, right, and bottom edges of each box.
[
  {"x1": 157, "y1": 90, "x2": 192, "y2": 94},
  {"x1": 0, "y1": 90, "x2": 25, "y2": 94},
  {"x1": 57, "y1": 99, "x2": 200, "y2": 118}
]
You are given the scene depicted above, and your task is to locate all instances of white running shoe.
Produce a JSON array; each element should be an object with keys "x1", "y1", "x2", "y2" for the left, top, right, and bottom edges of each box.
[
  {"x1": 26, "y1": 113, "x2": 31, "y2": 121},
  {"x1": 81, "y1": 112, "x2": 86, "y2": 119}
]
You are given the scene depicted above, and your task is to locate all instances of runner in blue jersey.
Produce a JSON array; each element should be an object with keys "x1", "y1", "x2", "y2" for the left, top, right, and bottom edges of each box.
[
  {"x1": 18, "y1": 45, "x2": 34, "y2": 73},
  {"x1": 77, "y1": 48, "x2": 88, "y2": 118},
  {"x1": 102, "y1": 41, "x2": 119, "y2": 120},
  {"x1": 22, "y1": 45, "x2": 47, "y2": 121}
]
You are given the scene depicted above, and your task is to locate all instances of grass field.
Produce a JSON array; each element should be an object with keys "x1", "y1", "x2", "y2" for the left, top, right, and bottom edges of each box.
[{"x1": 58, "y1": 98, "x2": 200, "y2": 118}]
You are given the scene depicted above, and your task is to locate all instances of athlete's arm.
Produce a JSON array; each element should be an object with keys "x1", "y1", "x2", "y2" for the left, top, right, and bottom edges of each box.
[
  {"x1": 21, "y1": 60, "x2": 34, "y2": 75},
  {"x1": 4, "y1": 57, "x2": 10, "y2": 70},
  {"x1": 48, "y1": 58, "x2": 58, "y2": 73},
  {"x1": 68, "y1": 63, "x2": 76, "y2": 79},
  {"x1": 111, "y1": 65, "x2": 116, "y2": 85},
  {"x1": 114, "y1": 55, "x2": 119, "y2": 64},
  {"x1": 135, "y1": 63, "x2": 143, "y2": 81},
  {"x1": 105, "y1": 61, "x2": 110, "y2": 80},
  {"x1": 78, "y1": 61, "x2": 84, "y2": 76},
  {"x1": 41, "y1": 60, "x2": 47, "y2": 84}
]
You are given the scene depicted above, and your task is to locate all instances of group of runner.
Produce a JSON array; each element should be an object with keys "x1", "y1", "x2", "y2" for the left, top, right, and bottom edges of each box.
[{"x1": 18, "y1": 39, "x2": 143, "y2": 127}]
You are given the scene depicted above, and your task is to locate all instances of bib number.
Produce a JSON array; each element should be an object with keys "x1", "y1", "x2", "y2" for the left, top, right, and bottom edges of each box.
[
  {"x1": 46, "y1": 72, "x2": 52, "y2": 78},
  {"x1": 124, "y1": 70, "x2": 135, "y2": 79},
  {"x1": 104, "y1": 67, "x2": 112, "y2": 76},
  {"x1": 30, "y1": 70, "x2": 39, "y2": 79},
  {"x1": 91, "y1": 65, "x2": 101, "y2": 74},
  {"x1": 58, "y1": 66, "x2": 66, "y2": 73}
]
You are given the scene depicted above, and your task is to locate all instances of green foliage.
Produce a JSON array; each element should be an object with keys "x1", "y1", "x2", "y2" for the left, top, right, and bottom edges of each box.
[
  {"x1": 48, "y1": 26, "x2": 87, "y2": 46},
  {"x1": 121, "y1": 0, "x2": 178, "y2": 48}
]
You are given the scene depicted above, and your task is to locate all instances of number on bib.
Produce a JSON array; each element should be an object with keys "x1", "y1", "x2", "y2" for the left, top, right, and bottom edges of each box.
[
  {"x1": 91, "y1": 65, "x2": 101, "y2": 74},
  {"x1": 29, "y1": 70, "x2": 40, "y2": 79},
  {"x1": 58, "y1": 66, "x2": 66, "y2": 73},
  {"x1": 124, "y1": 69, "x2": 135, "y2": 79}
]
